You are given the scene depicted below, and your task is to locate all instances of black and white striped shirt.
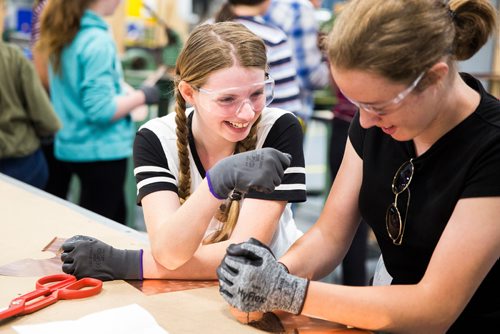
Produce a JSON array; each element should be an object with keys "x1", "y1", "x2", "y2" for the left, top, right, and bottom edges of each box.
[{"x1": 133, "y1": 107, "x2": 306, "y2": 257}]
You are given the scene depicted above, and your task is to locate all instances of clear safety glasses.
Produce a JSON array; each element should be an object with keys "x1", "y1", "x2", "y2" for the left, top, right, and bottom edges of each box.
[
  {"x1": 343, "y1": 72, "x2": 426, "y2": 115},
  {"x1": 194, "y1": 77, "x2": 275, "y2": 116}
]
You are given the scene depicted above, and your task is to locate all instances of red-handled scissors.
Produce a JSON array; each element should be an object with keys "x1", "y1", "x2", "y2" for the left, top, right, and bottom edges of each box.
[{"x1": 0, "y1": 274, "x2": 102, "y2": 321}]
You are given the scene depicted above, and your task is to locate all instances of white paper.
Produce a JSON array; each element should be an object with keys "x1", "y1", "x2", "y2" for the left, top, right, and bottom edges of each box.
[{"x1": 13, "y1": 304, "x2": 168, "y2": 334}]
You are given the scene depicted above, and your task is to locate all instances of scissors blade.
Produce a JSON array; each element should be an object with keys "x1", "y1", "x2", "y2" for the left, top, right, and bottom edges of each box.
[
  {"x1": 0, "y1": 288, "x2": 51, "y2": 320},
  {"x1": 0, "y1": 300, "x2": 23, "y2": 320}
]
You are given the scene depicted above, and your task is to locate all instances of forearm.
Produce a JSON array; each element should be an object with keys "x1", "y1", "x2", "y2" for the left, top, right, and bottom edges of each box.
[
  {"x1": 302, "y1": 282, "x2": 452, "y2": 333},
  {"x1": 283, "y1": 154, "x2": 363, "y2": 280},
  {"x1": 143, "y1": 240, "x2": 230, "y2": 280},
  {"x1": 144, "y1": 198, "x2": 286, "y2": 278},
  {"x1": 148, "y1": 180, "x2": 222, "y2": 270},
  {"x1": 281, "y1": 225, "x2": 345, "y2": 280},
  {"x1": 112, "y1": 91, "x2": 146, "y2": 120},
  {"x1": 281, "y1": 202, "x2": 359, "y2": 280}
]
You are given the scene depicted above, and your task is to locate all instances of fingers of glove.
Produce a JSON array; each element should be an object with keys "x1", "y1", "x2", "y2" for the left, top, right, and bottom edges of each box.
[
  {"x1": 251, "y1": 166, "x2": 284, "y2": 193},
  {"x1": 246, "y1": 184, "x2": 273, "y2": 194},
  {"x1": 61, "y1": 261, "x2": 76, "y2": 276},
  {"x1": 247, "y1": 238, "x2": 274, "y2": 255},
  {"x1": 61, "y1": 235, "x2": 94, "y2": 252},
  {"x1": 220, "y1": 256, "x2": 239, "y2": 275},
  {"x1": 262, "y1": 148, "x2": 291, "y2": 169},
  {"x1": 280, "y1": 153, "x2": 292, "y2": 169},
  {"x1": 61, "y1": 241, "x2": 77, "y2": 253},
  {"x1": 60, "y1": 251, "x2": 72, "y2": 263},
  {"x1": 226, "y1": 242, "x2": 264, "y2": 262},
  {"x1": 247, "y1": 175, "x2": 277, "y2": 193},
  {"x1": 66, "y1": 235, "x2": 95, "y2": 243},
  {"x1": 223, "y1": 256, "x2": 263, "y2": 280},
  {"x1": 219, "y1": 286, "x2": 234, "y2": 299},
  {"x1": 217, "y1": 266, "x2": 234, "y2": 287},
  {"x1": 271, "y1": 168, "x2": 285, "y2": 188},
  {"x1": 241, "y1": 240, "x2": 276, "y2": 261}
]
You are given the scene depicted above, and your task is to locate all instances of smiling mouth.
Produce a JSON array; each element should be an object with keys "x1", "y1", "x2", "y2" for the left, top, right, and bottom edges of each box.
[{"x1": 225, "y1": 121, "x2": 249, "y2": 129}]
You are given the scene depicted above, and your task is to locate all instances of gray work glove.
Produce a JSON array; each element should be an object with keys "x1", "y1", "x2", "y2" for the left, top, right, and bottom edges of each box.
[
  {"x1": 139, "y1": 84, "x2": 160, "y2": 105},
  {"x1": 61, "y1": 235, "x2": 143, "y2": 281},
  {"x1": 206, "y1": 148, "x2": 291, "y2": 200},
  {"x1": 217, "y1": 238, "x2": 309, "y2": 315}
]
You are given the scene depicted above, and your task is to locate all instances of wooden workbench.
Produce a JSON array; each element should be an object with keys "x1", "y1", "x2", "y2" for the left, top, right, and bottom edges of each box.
[{"x1": 0, "y1": 173, "x2": 370, "y2": 333}]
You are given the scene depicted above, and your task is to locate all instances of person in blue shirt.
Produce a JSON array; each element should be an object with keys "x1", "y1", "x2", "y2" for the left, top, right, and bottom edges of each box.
[{"x1": 37, "y1": 0, "x2": 159, "y2": 224}]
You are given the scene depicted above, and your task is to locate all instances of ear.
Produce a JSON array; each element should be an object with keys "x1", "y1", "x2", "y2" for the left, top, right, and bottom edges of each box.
[
  {"x1": 178, "y1": 81, "x2": 196, "y2": 105},
  {"x1": 421, "y1": 62, "x2": 449, "y2": 90}
]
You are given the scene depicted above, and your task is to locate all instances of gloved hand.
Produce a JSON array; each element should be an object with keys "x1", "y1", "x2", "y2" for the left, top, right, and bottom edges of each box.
[
  {"x1": 60, "y1": 235, "x2": 143, "y2": 281},
  {"x1": 217, "y1": 238, "x2": 308, "y2": 315},
  {"x1": 139, "y1": 84, "x2": 160, "y2": 105},
  {"x1": 206, "y1": 148, "x2": 291, "y2": 200}
]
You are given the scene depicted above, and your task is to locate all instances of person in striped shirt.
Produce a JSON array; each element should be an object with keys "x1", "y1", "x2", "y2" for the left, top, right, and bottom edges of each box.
[
  {"x1": 263, "y1": 0, "x2": 331, "y2": 123},
  {"x1": 214, "y1": 0, "x2": 303, "y2": 119}
]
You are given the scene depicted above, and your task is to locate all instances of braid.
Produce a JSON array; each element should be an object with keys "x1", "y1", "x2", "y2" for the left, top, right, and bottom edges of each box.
[
  {"x1": 175, "y1": 89, "x2": 191, "y2": 203},
  {"x1": 175, "y1": 22, "x2": 269, "y2": 244},
  {"x1": 204, "y1": 115, "x2": 262, "y2": 244}
]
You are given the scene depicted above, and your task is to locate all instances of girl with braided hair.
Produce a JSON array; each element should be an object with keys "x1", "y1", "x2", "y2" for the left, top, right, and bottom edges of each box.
[{"x1": 60, "y1": 22, "x2": 306, "y2": 281}]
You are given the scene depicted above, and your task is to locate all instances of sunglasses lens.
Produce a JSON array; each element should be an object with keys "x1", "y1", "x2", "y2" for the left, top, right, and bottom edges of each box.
[
  {"x1": 393, "y1": 161, "x2": 414, "y2": 193},
  {"x1": 386, "y1": 204, "x2": 402, "y2": 240}
]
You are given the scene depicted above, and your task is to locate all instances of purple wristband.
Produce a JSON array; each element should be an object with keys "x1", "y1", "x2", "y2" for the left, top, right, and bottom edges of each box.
[
  {"x1": 206, "y1": 171, "x2": 225, "y2": 200},
  {"x1": 139, "y1": 249, "x2": 144, "y2": 280}
]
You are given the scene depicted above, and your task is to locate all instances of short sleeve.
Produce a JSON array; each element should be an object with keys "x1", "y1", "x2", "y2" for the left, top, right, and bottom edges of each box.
[
  {"x1": 133, "y1": 128, "x2": 178, "y2": 205},
  {"x1": 348, "y1": 111, "x2": 364, "y2": 159},
  {"x1": 462, "y1": 137, "x2": 500, "y2": 198}
]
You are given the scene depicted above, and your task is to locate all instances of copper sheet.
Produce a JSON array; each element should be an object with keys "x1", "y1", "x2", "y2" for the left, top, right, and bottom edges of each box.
[
  {"x1": 230, "y1": 307, "x2": 373, "y2": 334},
  {"x1": 0, "y1": 237, "x2": 65, "y2": 277},
  {"x1": 128, "y1": 279, "x2": 218, "y2": 295}
]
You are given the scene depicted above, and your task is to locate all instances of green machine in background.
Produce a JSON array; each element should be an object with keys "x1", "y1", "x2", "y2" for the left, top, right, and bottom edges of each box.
[{"x1": 121, "y1": 3, "x2": 182, "y2": 119}]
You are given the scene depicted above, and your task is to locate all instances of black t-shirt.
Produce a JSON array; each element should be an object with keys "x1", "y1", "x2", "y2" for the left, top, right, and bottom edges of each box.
[{"x1": 349, "y1": 73, "x2": 500, "y2": 331}]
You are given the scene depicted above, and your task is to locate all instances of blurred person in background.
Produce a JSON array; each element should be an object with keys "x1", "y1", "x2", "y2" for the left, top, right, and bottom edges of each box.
[
  {"x1": 38, "y1": 0, "x2": 159, "y2": 224},
  {"x1": 263, "y1": 0, "x2": 330, "y2": 125},
  {"x1": 0, "y1": 0, "x2": 60, "y2": 189},
  {"x1": 214, "y1": 0, "x2": 303, "y2": 119}
]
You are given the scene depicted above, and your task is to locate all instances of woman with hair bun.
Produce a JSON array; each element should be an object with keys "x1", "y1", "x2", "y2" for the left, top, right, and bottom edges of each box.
[{"x1": 217, "y1": 1, "x2": 500, "y2": 332}]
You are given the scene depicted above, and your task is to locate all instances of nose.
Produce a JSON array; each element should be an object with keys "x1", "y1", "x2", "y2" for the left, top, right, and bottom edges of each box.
[
  {"x1": 236, "y1": 100, "x2": 256, "y2": 120},
  {"x1": 359, "y1": 108, "x2": 382, "y2": 129}
]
